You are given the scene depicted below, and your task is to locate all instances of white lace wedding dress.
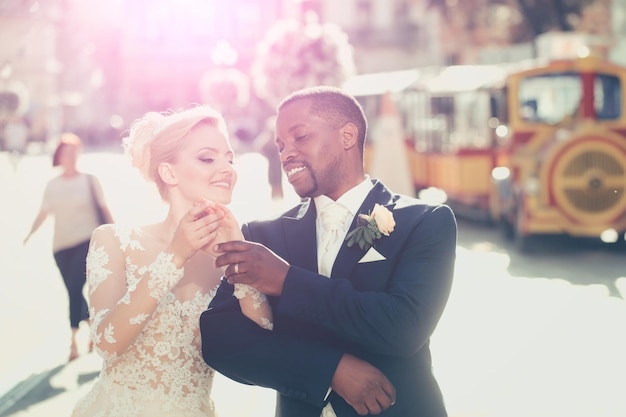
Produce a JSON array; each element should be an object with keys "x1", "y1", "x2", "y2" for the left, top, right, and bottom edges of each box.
[{"x1": 71, "y1": 224, "x2": 271, "y2": 417}]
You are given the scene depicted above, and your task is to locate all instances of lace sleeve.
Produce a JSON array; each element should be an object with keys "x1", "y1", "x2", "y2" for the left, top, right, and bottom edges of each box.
[
  {"x1": 87, "y1": 225, "x2": 184, "y2": 360},
  {"x1": 233, "y1": 284, "x2": 273, "y2": 330}
]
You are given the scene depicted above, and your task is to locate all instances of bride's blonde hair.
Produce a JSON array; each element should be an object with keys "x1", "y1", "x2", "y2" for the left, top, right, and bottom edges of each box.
[{"x1": 123, "y1": 105, "x2": 228, "y2": 200}]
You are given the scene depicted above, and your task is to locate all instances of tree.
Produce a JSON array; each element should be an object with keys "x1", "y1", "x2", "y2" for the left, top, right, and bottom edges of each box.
[
  {"x1": 250, "y1": 14, "x2": 356, "y2": 108},
  {"x1": 428, "y1": 0, "x2": 598, "y2": 44},
  {"x1": 511, "y1": 0, "x2": 596, "y2": 41}
]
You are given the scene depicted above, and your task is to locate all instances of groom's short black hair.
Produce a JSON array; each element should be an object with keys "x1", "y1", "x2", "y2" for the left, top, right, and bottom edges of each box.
[{"x1": 277, "y1": 86, "x2": 368, "y2": 154}]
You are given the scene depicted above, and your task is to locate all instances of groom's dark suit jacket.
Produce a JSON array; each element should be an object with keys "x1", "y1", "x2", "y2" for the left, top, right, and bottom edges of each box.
[{"x1": 200, "y1": 180, "x2": 457, "y2": 417}]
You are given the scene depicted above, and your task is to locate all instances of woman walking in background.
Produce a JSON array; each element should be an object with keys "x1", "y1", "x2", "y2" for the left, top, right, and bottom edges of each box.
[{"x1": 23, "y1": 133, "x2": 114, "y2": 361}]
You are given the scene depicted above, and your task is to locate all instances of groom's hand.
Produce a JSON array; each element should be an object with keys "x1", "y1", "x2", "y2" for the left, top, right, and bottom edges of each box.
[
  {"x1": 214, "y1": 240, "x2": 290, "y2": 296},
  {"x1": 331, "y1": 354, "x2": 396, "y2": 415}
]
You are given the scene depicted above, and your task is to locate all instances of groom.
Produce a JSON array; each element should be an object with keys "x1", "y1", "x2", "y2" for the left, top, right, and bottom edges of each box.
[{"x1": 200, "y1": 86, "x2": 457, "y2": 416}]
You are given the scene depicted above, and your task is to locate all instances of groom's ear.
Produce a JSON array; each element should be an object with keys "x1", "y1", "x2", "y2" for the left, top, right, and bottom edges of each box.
[
  {"x1": 341, "y1": 123, "x2": 358, "y2": 150},
  {"x1": 158, "y1": 162, "x2": 177, "y2": 185}
]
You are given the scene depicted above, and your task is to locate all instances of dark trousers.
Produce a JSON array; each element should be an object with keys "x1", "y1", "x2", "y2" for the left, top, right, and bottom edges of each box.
[{"x1": 53, "y1": 240, "x2": 90, "y2": 329}]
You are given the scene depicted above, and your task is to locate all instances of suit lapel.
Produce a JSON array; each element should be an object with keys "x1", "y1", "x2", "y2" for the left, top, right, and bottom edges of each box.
[
  {"x1": 280, "y1": 181, "x2": 397, "y2": 278},
  {"x1": 282, "y1": 199, "x2": 318, "y2": 273},
  {"x1": 332, "y1": 181, "x2": 396, "y2": 278}
]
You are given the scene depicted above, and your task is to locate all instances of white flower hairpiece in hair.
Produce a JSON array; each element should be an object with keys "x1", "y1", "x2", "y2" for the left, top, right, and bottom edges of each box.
[
  {"x1": 123, "y1": 112, "x2": 167, "y2": 181},
  {"x1": 345, "y1": 204, "x2": 395, "y2": 251}
]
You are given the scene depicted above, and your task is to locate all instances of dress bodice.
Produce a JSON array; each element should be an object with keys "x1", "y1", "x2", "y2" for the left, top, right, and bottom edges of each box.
[{"x1": 72, "y1": 225, "x2": 219, "y2": 417}]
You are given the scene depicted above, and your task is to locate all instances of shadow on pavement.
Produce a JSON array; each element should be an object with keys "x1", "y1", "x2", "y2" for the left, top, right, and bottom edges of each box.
[
  {"x1": 0, "y1": 361, "x2": 99, "y2": 417},
  {"x1": 456, "y1": 218, "x2": 626, "y2": 298}
]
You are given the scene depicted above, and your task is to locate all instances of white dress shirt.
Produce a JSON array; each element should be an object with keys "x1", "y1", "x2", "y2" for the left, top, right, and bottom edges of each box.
[
  {"x1": 314, "y1": 176, "x2": 374, "y2": 277},
  {"x1": 313, "y1": 176, "x2": 374, "y2": 416}
]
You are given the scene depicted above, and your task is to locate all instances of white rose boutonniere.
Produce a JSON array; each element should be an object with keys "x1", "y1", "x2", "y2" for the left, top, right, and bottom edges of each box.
[{"x1": 346, "y1": 204, "x2": 396, "y2": 251}]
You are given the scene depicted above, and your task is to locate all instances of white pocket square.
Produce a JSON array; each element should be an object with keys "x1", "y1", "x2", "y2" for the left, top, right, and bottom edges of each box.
[{"x1": 358, "y1": 247, "x2": 386, "y2": 263}]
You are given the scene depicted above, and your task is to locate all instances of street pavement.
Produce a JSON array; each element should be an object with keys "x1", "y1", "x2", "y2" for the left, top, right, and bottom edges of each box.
[{"x1": 1, "y1": 150, "x2": 625, "y2": 417}]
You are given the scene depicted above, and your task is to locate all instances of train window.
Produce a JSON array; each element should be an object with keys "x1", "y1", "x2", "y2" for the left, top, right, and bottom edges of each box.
[
  {"x1": 594, "y1": 74, "x2": 621, "y2": 120},
  {"x1": 518, "y1": 72, "x2": 622, "y2": 123},
  {"x1": 455, "y1": 92, "x2": 492, "y2": 149},
  {"x1": 430, "y1": 96, "x2": 454, "y2": 152},
  {"x1": 518, "y1": 73, "x2": 582, "y2": 124},
  {"x1": 405, "y1": 90, "x2": 441, "y2": 152},
  {"x1": 490, "y1": 89, "x2": 508, "y2": 124},
  {"x1": 428, "y1": 92, "x2": 493, "y2": 151}
]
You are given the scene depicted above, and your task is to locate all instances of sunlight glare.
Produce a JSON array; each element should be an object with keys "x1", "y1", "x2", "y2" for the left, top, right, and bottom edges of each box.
[
  {"x1": 418, "y1": 187, "x2": 447, "y2": 204},
  {"x1": 615, "y1": 277, "x2": 626, "y2": 300},
  {"x1": 491, "y1": 166, "x2": 509, "y2": 181},
  {"x1": 600, "y1": 228, "x2": 619, "y2": 243}
]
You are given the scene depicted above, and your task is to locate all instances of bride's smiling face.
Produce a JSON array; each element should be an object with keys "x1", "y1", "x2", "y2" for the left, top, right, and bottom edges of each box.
[{"x1": 165, "y1": 121, "x2": 237, "y2": 205}]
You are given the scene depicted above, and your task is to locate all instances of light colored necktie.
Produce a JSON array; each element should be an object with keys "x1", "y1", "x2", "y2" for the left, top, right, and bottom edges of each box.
[
  {"x1": 321, "y1": 402, "x2": 337, "y2": 417},
  {"x1": 318, "y1": 202, "x2": 350, "y2": 277},
  {"x1": 318, "y1": 203, "x2": 349, "y2": 416}
]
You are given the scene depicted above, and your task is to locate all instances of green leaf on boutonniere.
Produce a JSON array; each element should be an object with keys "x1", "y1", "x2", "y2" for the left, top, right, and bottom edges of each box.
[{"x1": 346, "y1": 204, "x2": 395, "y2": 251}]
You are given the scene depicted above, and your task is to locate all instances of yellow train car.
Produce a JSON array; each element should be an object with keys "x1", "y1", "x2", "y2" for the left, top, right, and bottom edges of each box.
[{"x1": 346, "y1": 56, "x2": 626, "y2": 251}]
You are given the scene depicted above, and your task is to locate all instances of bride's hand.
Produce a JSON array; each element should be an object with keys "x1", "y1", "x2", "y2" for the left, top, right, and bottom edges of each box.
[
  {"x1": 214, "y1": 203, "x2": 244, "y2": 242},
  {"x1": 167, "y1": 201, "x2": 224, "y2": 267},
  {"x1": 202, "y1": 203, "x2": 243, "y2": 257}
]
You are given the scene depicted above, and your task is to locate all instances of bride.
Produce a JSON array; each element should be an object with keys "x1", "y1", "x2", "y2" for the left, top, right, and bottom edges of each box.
[{"x1": 71, "y1": 105, "x2": 272, "y2": 417}]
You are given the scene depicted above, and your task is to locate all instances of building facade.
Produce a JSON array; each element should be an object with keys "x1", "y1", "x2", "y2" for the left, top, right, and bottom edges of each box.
[{"x1": 1, "y1": 0, "x2": 618, "y2": 147}]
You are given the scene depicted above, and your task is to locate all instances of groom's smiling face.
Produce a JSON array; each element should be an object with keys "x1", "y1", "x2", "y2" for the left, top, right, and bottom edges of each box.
[{"x1": 275, "y1": 99, "x2": 346, "y2": 200}]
